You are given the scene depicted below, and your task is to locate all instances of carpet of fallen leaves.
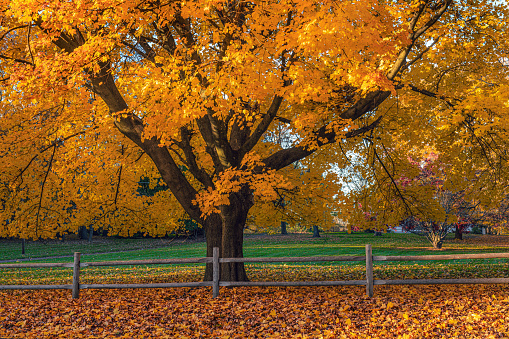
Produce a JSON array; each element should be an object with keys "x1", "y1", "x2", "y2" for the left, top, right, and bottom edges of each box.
[
  {"x1": 2, "y1": 261, "x2": 509, "y2": 338},
  {"x1": 2, "y1": 284, "x2": 509, "y2": 339}
]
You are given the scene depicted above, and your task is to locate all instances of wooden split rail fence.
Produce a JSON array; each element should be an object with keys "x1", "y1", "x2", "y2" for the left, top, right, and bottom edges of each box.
[{"x1": 1, "y1": 245, "x2": 509, "y2": 298}]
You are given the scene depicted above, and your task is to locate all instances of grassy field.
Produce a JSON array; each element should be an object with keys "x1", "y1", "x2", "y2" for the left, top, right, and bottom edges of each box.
[
  {"x1": 2, "y1": 231, "x2": 509, "y2": 262},
  {"x1": 1, "y1": 232, "x2": 509, "y2": 286}
]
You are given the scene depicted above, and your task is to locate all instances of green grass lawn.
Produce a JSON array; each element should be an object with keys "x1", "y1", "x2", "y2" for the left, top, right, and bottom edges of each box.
[
  {"x1": 1, "y1": 232, "x2": 509, "y2": 262},
  {"x1": 0, "y1": 236, "x2": 182, "y2": 261}
]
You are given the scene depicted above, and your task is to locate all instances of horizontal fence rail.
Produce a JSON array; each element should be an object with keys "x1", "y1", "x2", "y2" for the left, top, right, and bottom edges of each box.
[
  {"x1": 373, "y1": 253, "x2": 509, "y2": 261},
  {"x1": 82, "y1": 257, "x2": 212, "y2": 267},
  {"x1": 1, "y1": 245, "x2": 509, "y2": 298},
  {"x1": 0, "y1": 262, "x2": 74, "y2": 268},
  {"x1": 219, "y1": 255, "x2": 366, "y2": 263}
]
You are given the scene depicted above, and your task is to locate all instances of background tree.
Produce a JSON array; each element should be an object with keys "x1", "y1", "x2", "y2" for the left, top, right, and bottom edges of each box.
[
  {"x1": 347, "y1": 143, "x2": 509, "y2": 248},
  {"x1": 1, "y1": 0, "x2": 508, "y2": 281}
]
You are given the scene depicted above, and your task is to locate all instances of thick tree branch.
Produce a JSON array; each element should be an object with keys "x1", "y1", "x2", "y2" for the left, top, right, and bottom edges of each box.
[
  {"x1": 113, "y1": 115, "x2": 203, "y2": 222},
  {"x1": 387, "y1": 0, "x2": 452, "y2": 80},
  {"x1": 263, "y1": 115, "x2": 384, "y2": 171},
  {"x1": 44, "y1": 25, "x2": 205, "y2": 223},
  {"x1": 339, "y1": 90, "x2": 392, "y2": 120},
  {"x1": 413, "y1": 0, "x2": 452, "y2": 40},
  {"x1": 401, "y1": 36, "x2": 440, "y2": 72},
  {"x1": 195, "y1": 115, "x2": 226, "y2": 172},
  {"x1": 229, "y1": 111, "x2": 251, "y2": 151},
  {"x1": 151, "y1": 21, "x2": 178, "y2": 57},
  {"x1": 178, "y1": 126, "x2": 214, "y2": 188},
  {"x1": 239, "y1": 95, "x2": 284, "y2": 158},
  {"x1": 207, "y1": 110, "x2": 236, "y2": 168}
]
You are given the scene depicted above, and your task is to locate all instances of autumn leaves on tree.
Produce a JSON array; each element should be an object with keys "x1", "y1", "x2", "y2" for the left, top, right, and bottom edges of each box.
[{"x1": 1, "y1": 0, "x2": 508, "y2": 280}]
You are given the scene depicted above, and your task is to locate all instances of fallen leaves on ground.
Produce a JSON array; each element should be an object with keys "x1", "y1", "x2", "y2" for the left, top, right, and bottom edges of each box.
[
  {"x1": 2, "y1": 263, "x2": 509, "y2": 338},
  {"x1": 1, "y1": 284, "x2": 509, "y2": 338}
]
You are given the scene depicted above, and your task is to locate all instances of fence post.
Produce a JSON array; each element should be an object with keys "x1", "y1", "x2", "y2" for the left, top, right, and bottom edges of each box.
[
  {"x1": 72, "y1": 252, "x2": 81, "y2": 299},
  {"x1": 365, "y1": 244, "x2": 373, "y2": 297},
  {"x1": 212, "y1": 247, "x2": 220, "y2": 298}
]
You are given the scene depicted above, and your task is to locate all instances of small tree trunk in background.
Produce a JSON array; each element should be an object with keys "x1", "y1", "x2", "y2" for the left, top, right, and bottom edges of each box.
[
  {"x1": 88, "y1": 225, "x2": 94, "y2": 242},
  {"x1": 454, "y1": 225, "x2": 463, "y2": 240},
  {"x1": 281, "y1": 221, "x2": 288, "y2": 235},
  {"x1": 312, "y1": 225, "x2": 320, "y2": 238},
  {"x1": 427, "y1": 229, "x2": 445, "y2": 250},
  {"x1": 21, "y1": 238, "x2": 25, "y2": 255},
  {"x1": 78, "y1": 226, "x2": 88, "y2": 240},
  {"x1": 430, "y1": 235, "x2": 443, "y2": 249}
]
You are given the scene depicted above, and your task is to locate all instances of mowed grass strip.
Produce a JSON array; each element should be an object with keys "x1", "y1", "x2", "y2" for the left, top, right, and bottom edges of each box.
[
  {"x1": 2, "y1": 261, "x2": 509, "y2": 286},
  {"x1": 2, "y1": 233, "x2": 509, "y2": 263},
  {"x1": 0, "y1": 236, "x2": 199, "y2": 261}
]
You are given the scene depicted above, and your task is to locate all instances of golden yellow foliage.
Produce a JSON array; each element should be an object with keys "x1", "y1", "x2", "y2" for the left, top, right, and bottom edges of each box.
[{"x1": 1, "y1": 0, "x2": 508, "y2": 279}]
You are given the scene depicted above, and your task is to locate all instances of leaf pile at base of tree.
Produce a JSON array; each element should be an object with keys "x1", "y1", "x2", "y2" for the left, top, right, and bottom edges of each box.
[{"x1": 1, "y1": 284, "x2": 509, "y2": 338}]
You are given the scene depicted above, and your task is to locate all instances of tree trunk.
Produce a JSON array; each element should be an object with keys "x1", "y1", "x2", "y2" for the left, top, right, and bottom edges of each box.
[
  {"x1": 281, "y1": 221, "x2": 288, "y2": 235},
  {"x1": 78, "y1": 226, "x2": 88, "y2": 240},
  {"x1": 430, "y1": 235, "x2": 443, "y2": 249},
  {"x1": 454, "y1": 225, "x2": 463, "y2": 240},
  {"x1": 203, "y1": 191, "x2": 252, "y2": 282},
  {"x1": 427, "y1": 230, "x2": 444, "y2": 249},
  {"x1": 203, "y1": 214, "x2": 222, "y2": 281},
  {"x1": 312, "y1": 225, "x2": 320, "y2": 238}
]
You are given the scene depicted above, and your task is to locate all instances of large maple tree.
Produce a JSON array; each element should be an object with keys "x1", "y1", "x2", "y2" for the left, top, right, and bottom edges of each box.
[{"x1": 1, "y1": 0, "x2": 508, "y2": 280}]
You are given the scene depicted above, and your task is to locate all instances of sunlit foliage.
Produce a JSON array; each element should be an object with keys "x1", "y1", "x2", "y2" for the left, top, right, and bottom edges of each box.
[{"x1": 1, "y1": 1, "x2": 508, "y2": 279}]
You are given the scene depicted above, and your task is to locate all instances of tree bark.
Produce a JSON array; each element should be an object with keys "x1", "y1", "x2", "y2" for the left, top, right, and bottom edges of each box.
[
  {"x1": 78, "y1": 226, "x2": 88, "y2": 240},
  {"x1": 281, "y1": 221, "x2": 288, "y2": 235},
  {"x1": 430, "y1": 234, "x2": 443, "y2": 249},
  {"x1": 203, "y1": 190, "x2": 252, "y2": 282},
  {"x1": 312, "y1": 225, "x2": 320, "y2": 238},
  {"x1": 454, "y1": 225, "x2": 463, "y2": 240}
]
